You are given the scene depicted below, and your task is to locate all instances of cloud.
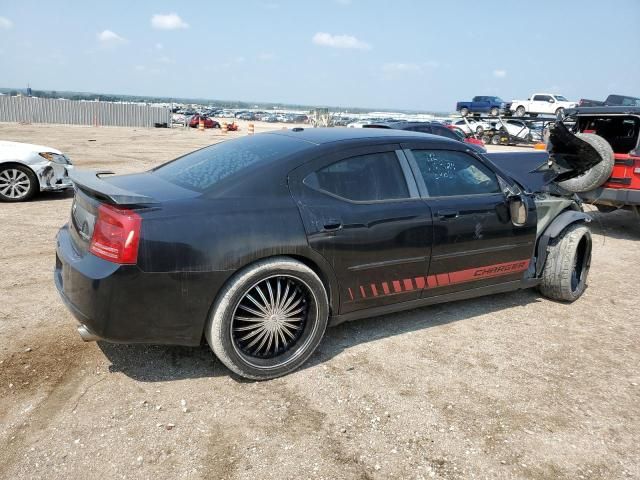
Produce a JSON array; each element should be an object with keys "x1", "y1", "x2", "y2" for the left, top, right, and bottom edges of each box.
[
  {"x1": 383, "y1": 62, "x2": 421, "y2": 73},
  {"x1": 0, "y1": 16, "x2": 12, "y2": 29},
  {"x1": 493, "y1": 69, "x2": 507, "y2": 78},
  {"x1": 151, "y1": 13, "x2": 189, "y2": 30},
  {"x1": 97, "y1": 30, "x2": 126, "y2": 46},
  {"x1": 312, "y1": 32, "x2": 370, "y2": 50}
]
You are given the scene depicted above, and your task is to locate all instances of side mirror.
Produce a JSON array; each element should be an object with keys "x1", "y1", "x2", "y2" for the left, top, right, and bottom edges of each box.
[
  {"x1": 509, "y1": 195, "x2": 528, "y2": 226},
  {"x1": 548, "y1": 98, "x2": 555, "y2": 103}
]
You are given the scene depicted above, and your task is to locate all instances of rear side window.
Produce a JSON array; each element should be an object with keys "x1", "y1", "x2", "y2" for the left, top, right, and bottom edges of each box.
[
  {"x1": 411, "y1": 150, "x2": 501, "y2": 197},
  {"x1": 304, "y1": 152, "x2": 409, "y2": 202},
  {"x1": 153, "y1": 135, "x2": 310, "y2": 192}
]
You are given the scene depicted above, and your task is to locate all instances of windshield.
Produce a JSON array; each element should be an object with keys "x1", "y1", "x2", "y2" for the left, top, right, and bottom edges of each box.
[{"x1": 153, "y1": 134, "x2": 310, "y2": 192}]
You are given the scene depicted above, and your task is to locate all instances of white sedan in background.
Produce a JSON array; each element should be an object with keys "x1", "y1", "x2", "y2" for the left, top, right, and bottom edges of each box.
[
  {"x1": 347, "y1": 120, "x2": 372, "y2": 128},
  {"x1": 450, "y1": 118, "x2": 492, "y2": 135},
  {"x1": 0, "y1": 141, "x2": 74, "y2": 202}
]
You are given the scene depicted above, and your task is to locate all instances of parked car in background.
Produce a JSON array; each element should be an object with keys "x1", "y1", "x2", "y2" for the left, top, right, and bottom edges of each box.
[
  {"x1": 450, "y1": 118, "x2": 492, "y2": 135},
  {"x1": 188, "y1": 115, "x2": 221, "y2": 129},
  {"x1": 364, "y1": 121, "x2": 486, "y2": 152},
  {"x1": 56, "y1": 128, "x2": 593, "y2": 379},
  {"x1": 556, "y1": 106, "x2": 640, "y2": 213},
  {"x1": 456, "y1": 96, "x2": 506, "y2": 117},
  {"x1": 495, "y1": 119, "x2": 532, "y2": 139},
  {"x1": 347, "y1": 120, "x2": 372, "y2": 128},
  {"x1": 578, "y1": 94, "x2": 640, "y2": 108},
  {"x1": 510, "y1": 93, "x2": 577, "y2": 117},
  {"x1": 0, "y1": 141, "x2": 74, "y2": 202},
  {"x1": 445, "y1": 125, "x2": 487, "y2": 151}
]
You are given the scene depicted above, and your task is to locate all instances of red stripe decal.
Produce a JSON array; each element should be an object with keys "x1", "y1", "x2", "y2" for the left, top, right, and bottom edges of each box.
[
  {"x1": 349, "y1": 259, "x2": 530, "y2": 301},
  {"x1": 448, "y1": 259, "x2": 530, "y2": 284}
]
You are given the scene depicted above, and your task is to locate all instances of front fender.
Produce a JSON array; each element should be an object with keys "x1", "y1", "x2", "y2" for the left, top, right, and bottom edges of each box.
[{"x1": 534, "y1": 210, "x2": 591, "y2": 276}]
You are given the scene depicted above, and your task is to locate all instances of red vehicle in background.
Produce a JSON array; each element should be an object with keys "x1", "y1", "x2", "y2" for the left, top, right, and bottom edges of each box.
[
  {"x1": 446, "y1": 125, "x2": 486, "y2": 152},
  {"x1": 188, "y1": 115, "x2": 221, "y2": 129}
]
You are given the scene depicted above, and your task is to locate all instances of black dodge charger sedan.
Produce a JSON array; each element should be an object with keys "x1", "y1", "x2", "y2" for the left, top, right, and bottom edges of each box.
[{"x1": 55, "y1": 128, "x2": 593, "y2": 379}]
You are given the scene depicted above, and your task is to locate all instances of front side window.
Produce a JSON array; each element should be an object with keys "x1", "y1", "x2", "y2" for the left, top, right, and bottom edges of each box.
[
  {"x1": 411, "y1": 150, "x2": 501, "y2": 197},
  {"x1": 304, "y1": 152, "x2": 409, "y2": 202}
]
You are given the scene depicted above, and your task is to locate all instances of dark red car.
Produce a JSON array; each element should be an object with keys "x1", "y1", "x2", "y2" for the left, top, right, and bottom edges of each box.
[
  {"x1": 446, "y1": 125, "x2": 487, "y2": 151},
  {"x1": 189, "y1": 115, "x2": 221, "y2": 129}
]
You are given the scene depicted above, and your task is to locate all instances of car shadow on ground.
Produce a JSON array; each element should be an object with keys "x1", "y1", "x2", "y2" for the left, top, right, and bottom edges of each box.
[
  {"x1": 98, "y1": 288, "x2": 543, "y2": 383},
  {"x1": 32, "y1": 190, "x2": 74, "y2": 202}
]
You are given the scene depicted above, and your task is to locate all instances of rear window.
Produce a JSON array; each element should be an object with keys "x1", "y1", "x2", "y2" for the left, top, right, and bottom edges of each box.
[{"x1": 153, "y1": 135, "x2": 310, "y2": 192}]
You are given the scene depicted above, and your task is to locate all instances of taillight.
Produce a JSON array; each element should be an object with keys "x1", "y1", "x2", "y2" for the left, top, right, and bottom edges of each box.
[{"x1": 89, "y1": 204, "x2": 142, "y2": 264}]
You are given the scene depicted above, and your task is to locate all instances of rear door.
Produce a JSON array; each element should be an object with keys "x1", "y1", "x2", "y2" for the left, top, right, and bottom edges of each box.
[
  {"x1": 403, "y1": 145, "x2": 537, "y2": 297},
  {"x1": 289, "y1": 145, "x2": 433, "y2": 314},
  {"x1": 532, "y1": 94, "x2": 552, "y2": 114},
  {"x1": 473, "y1": 97, "x2": 490, "y2": 113}
]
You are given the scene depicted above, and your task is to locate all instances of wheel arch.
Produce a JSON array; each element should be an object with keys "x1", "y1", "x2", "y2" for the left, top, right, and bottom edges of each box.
[
  {"x1": 200, "y1": 249, "x2": 340, "y2": 343},
  {"x1": 534, "y1": 210, "x2": 592, "y2": 277},
  {"x1": 0, "y1": 161, "x2": 41, "y2": 191}
]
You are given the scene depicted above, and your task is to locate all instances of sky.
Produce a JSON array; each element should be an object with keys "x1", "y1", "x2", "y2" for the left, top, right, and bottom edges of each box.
[{"x1": 0, "y1": 0, "x2": 639, "y2": 111}]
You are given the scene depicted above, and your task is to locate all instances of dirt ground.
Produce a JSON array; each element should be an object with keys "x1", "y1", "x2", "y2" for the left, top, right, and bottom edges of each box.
[{"x1": 0, "y1": 122, "x2": 638, "y2": 480}]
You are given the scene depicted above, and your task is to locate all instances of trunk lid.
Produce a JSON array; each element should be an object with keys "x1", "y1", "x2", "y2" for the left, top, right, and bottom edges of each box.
[{"x1": 67, "y1": 169, "x2": 198, "y2": 255}]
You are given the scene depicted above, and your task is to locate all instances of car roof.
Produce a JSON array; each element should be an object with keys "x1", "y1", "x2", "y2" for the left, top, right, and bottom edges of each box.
[{"x1": 265, "y1": 126, "x2": 458, "y2": 145}]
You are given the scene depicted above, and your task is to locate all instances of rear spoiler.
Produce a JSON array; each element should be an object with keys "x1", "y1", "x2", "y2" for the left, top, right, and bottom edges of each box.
[{"x1": 69, "y1": 170, "x2": 159, "y2": 205}]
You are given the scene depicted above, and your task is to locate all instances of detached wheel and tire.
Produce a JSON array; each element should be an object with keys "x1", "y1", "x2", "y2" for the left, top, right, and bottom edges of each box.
[
  {"x1": 557, "y1": 133, "x2": 615, "y2": 193},
  {"x1": 539, "y1": 223, "x2": 592, "y2": 302},
  {"x1": 0, "y1": 165, "x2": 38, "y2": 202},
  {"x1": 206, "y1": 257, "x2": 329, "y2": 380}
]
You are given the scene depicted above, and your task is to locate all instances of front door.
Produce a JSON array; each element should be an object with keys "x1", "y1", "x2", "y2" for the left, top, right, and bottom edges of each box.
[
  {"x1": 405, "y1": 147, "x2": 537, "y2": 297},
  {"x1": 289, "y1": 145, "x2": 433, "y2": 314}
]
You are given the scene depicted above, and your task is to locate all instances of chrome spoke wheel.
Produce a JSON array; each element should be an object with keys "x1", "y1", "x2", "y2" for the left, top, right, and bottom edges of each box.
[
  {"x1": 231, "y1": 275, "x2": 311, "y2": 360},
  {"x1": 0, "y1": 169, "x2": 31, "y2": 199}
]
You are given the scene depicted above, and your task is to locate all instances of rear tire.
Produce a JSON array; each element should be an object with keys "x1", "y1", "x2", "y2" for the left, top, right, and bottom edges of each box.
[
  {"x1": 557, "y1": 133, "x2": 614, "y2": 193},
  {"x1": 538, "y1": 223, "x2": 591, "y2": 302},
  {"x1": 0, "y1": 165, "x2": 38, "y2": 202},
  {"x1": 206, "y1": 257, "x2": 329, "y2": 380},
  {"x1": 490, "y1": 107, "x2": 499, "y2": 116},
  {"x1": 460, "y1": 107, "x2": 469, "y2": 117},
  {"x1": 515, "y1": 106, "x2": 526, "y2": 117}
]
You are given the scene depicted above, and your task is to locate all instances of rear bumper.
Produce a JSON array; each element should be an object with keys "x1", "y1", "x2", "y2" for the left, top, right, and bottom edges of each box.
[
  {"x1": 54, "y1": 224, "x2": 231, "y2": 346},
  {"x1": 580, "y1": 187, "x2": 640, "y2": 207}
]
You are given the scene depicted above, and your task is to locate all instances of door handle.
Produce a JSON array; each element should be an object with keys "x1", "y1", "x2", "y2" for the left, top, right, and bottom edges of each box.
[
  {"x1": 322, "y1": 221, "x2": 343, "y2": 232},
  {"x1": 436, "y1": 209, "x2": 459, "y2": 219}
]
